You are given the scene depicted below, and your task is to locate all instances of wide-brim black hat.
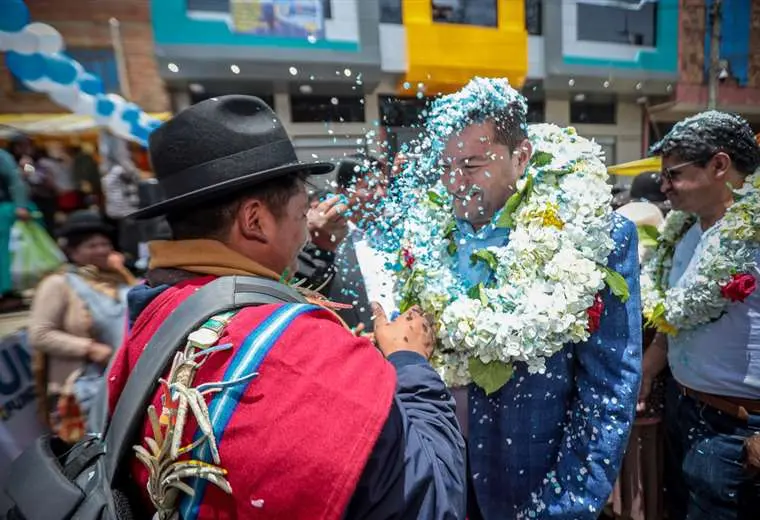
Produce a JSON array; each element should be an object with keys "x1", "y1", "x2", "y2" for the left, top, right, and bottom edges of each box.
[
  {"x1": 131, "y1": 95, "x2": 333, "y2": 220},
  {"x1": 630, "y1": 171, "x2": 666, "y2": 203},
  {"x1": 58, "y1": 210, "x2": 114, "y2": 239}
]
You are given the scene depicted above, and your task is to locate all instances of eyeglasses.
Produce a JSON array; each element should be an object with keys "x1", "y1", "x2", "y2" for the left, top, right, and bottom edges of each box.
[{"x1": 660, "y1": 160, "x2": 696, "y2": 183}]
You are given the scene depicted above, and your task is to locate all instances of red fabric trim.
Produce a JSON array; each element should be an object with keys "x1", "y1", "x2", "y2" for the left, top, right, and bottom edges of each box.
[{"x1": 108, "y1": 277, "x2": 396, "y2": 519}]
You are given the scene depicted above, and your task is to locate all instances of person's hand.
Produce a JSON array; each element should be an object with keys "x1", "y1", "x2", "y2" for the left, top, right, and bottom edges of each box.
[
  {"x1": 744, "y1": 434, "x2": 760, "y2": 476},
  {"x1": 87, "y1": 341, "x2": 113, "y2": 365},
  {"x1": 637, "y1": 374, "x2": 654, "y2": 413},
  {"x1": 14, "y1": 207, "x2": 30, "y2": 221},
  {"x1": 372, "y1": 302, "x2": 436, "y2": 360},
  {"x1": 390, "y1": 152, "x2": 412, "y2": 178},
  {"x1": 107, "y1": 252, "x2": 125, "y2": 271},
  {"x1": 307, "y1": 195, "x2": 349, "y2": 252}
]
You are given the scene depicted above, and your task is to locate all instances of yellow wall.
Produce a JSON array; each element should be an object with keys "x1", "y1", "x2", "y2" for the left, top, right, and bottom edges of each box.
[{"x1": 402, "y1": 0, "x2": 528, "y2": 94}]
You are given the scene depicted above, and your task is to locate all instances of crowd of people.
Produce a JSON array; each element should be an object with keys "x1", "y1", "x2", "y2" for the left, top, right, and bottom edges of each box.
[
  {"x1": 0, "y1": 132, "x2": 147, "y2": 309},
  {"x1": 1, "y1": 79, "x2": 759, "y2": 520}
]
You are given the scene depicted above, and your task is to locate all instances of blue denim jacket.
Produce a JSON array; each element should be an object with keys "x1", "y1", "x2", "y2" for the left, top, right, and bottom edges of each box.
[{"x1": 462, "y1": 213, "x2": 642, "y2": 519}]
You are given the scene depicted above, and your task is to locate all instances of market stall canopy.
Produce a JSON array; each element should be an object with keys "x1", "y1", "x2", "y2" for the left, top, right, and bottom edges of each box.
[
  {"x1": 607, "y1": 156, "x2": 661, "y2": 177},
  {"x1": 0, "y1": 112, "x2": 170, "y2": 140}
]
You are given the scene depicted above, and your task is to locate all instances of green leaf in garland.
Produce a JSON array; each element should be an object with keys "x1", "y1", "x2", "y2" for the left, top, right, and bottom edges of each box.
[
  {"x1": 467, "y1": 283, "x2": 488, "y2": 306},
  {"x1": 444, "y1": 220, "x2": 456, "y2": 237},
  {"x1": 600, "y1": 265, "x2": 630, "y2": 303},
  {"x1": 496, "y1": 174, "x2": 534, "y2": 229},
  {"x1": 531, "y1": 150, "x2": 553, "y2": 167},
  {"x1": 637, "y1": 224, "x2": 660, "y2": 248},
  {"x1": 470, "y1": 249, "x2": 499, "y2": 271},
  {"x1": 468, "y1": 358, "x2": 514, "y2": 395},
  {"x1": 645, "y1": 302, "x2": 666, "y2": 328},
  {"x1": 442, "y1": 220, "x2": 458, "y2": 256},
  {"x1": 399, "y1": 269, "x2": 422, "y2": 312},
  {"x1": 427, "y1": 190, "x2": 444, "y2": 207}
]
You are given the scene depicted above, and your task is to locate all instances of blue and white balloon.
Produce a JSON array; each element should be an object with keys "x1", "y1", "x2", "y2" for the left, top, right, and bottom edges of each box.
[
  {"x1": 0, "y1": 0, "x2": 30, "y2": 33},
  {"x1": 5, "y1": 51, "x2": 44, "y2": 81},
  {"x1": 23, "y1": 77, "x2": 64, "y2": 92},
  {"x1": 72, "y1": 92, "x2": 97, "y2": 116},
  {"x1": 43, "y1": 53, "x2": 78, "y2": 85},
  {"x1": 1, "y1": 0, "x2": 160, "y2": 146},
  {"x1": 49, "y1": 85, "x2": 80, "y2": 110},
  {"x1": 24, "y1": 22, "x2": 62, "y2": 54},
  {"x1": 78, "y1": 72, "x2": 104, "y2": 96}
]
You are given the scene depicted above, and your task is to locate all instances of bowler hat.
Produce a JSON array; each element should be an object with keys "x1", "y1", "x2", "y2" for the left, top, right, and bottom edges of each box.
[
  {"x1": 58, "y1": 210, "x2": 113, "y2": 239},
  {"x1": 630, "y1": 171, "x2": 666, "y2": 203},
  {"x1": 130, "y1": 95, "x2": 333, "y2": 219}
]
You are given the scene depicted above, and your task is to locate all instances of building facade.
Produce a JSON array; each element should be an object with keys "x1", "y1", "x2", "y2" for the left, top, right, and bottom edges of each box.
[
  {"x1": 0, "y1": 0, "x2": 169, "y2": 116},
  {"x1": 4, "y1": 1, "x2": 759, "y2": 171},
  {"x1": 655, "y1": 0, "x2": 760, "y2": 136}
]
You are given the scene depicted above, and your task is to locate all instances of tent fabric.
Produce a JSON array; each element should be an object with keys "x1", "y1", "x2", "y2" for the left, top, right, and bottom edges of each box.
[
  {"x1": 607, "y1": 157, "x2": 661, "y2": 177},
  {"x1": 0, "y1": 113, "x2": 171, "y2": 139}
]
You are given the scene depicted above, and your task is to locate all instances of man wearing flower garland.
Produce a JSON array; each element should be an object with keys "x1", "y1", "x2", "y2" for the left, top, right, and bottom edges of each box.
[
  {"x1": 382, "y1": 78, "x2": 642, "y2": 519},
  {"x1": 640, "y1": 111, "x2": 760, "y2": 519}
]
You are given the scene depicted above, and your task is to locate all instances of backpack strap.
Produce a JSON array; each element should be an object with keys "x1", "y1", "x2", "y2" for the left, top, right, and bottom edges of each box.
[{"x1": 104, "y1": 275, "x2": 305, "y2": 483}]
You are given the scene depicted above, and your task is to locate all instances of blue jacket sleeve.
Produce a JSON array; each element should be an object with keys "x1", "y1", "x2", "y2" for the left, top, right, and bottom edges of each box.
[
  {"x1": 517, "y1": 216, "x2": 642, "y2": 519},
  {"x1": 391, "y1": 351, "x2": 467, "y2": 519},
  {"x1": 343, "y1": 352, "x2": 466, "y2": 520}
]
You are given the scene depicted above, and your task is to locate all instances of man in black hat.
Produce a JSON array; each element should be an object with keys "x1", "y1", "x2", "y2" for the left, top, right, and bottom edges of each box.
[
  {"x1": 629, "y1": 170, "x2": 670, "y2": 214},
  {"x1": 313, "y1": 153, "x2": 394, "y2": 332},
  {"x1": 106, "y1": 96, "x2": 465, "y2": 519}
]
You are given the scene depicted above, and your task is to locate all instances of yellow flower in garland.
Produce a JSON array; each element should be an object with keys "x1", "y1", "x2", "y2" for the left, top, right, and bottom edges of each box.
[
  {"x1": 529, "y1": 202, "x2": 564, "y2": 229},
  {"x1": 653, "y1": 317, "x2": 678, "y2": 336},
  {"x1": 644, "y1": 304, "x2": 678, "y2": 336}
]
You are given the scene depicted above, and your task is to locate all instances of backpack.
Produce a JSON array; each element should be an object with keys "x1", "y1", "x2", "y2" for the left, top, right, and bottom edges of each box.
[{"x1": 3, "y1": 275, "x2": 305, "y2": 520}]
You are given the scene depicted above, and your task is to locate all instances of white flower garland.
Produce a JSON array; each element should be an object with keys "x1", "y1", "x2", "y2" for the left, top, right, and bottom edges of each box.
[
  {"x1": 640, "y1": 172, "x2": 760, "y2": 335},
  {"x1": 396, "y1": 124, "x2": 623, "y2": 391}
]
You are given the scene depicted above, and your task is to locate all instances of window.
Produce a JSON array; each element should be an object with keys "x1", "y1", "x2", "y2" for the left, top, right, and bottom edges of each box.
[
  {"x1": 526, "y1": 101, "x2": 545, "y2": 123},
  {"x1": 432, "y1": 0, "x2": 497, "y2": 28},
  {"x1": 68, "y1": 48, "x2": 120, "y2": 93},
  {"x1": 379, "y1": 96, "x2": 429, "y2": 127},
  {"x1": 322, "y1": 0, "x2": 332, "y2": 19},
  {"x1": 576, "y1": 0, "x2": 657, "y2": 46},
  {"x1": 380, "y1": 0, "x2": 403, "y2": 24},
  {"x1": 14, "y1": 47, "x2": 120, "y2": 93},
  {"x1": 186, "y1": 0, "x2": 229, "y2": 13},
  {"x1": 594, "y1": 138, "x2": 616, "y2": 165},
  {"x1": 525, "y1": 0, "x2": 542, "y2": 35},
  {"x1": 570, "y1": 99, "x2": 617, "y2": 125},
  {"x1": 290, "y1": 95, "x2": 365, "y2": 123}
]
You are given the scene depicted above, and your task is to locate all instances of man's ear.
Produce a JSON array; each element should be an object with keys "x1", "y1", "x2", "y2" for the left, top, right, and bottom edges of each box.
[
  {"x1": 515, "y1": 139, "x2": 533, "y2": 170},
  {"x1": 712, "y1": 151, "x2": 732, "y2": 180},
  {"x1": 238, "y1": 198, "x2": 270, "y2": 243}
]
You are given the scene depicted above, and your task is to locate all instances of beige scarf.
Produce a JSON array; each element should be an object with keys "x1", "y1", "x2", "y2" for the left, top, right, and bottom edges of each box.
[
  {"x1": 148, "y1": 239, "x2": 353, "y2": 329},
  {"x1": 149, "y1": 239, "x2": 282, "y2": 280}
]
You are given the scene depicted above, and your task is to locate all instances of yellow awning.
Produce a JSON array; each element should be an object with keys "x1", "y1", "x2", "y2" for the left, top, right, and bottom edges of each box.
[
  {"x1": 0, "y1": 112, "x2": 171, "y2": 139},
  {"x1": 607, "y1": 157, "x2": 661, "y2": 177}
]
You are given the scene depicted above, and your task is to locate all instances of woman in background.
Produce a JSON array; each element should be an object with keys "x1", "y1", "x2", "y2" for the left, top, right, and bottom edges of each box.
[
  {"x1": 29, "y1": 210, "x2": 135, "y2": 440},
  {"x1": 0, "y1": 148, "x2": 30, "y2": 312}
]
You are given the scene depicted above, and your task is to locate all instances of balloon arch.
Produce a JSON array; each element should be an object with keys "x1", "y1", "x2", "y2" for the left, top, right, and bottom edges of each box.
[{"x1": 0, "y1": 0, "x2": 161, "y2": 146}]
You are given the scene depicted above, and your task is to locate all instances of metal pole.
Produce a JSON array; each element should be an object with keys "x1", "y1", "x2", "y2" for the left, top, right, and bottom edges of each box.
[
  {"x1": 109, "y1": 17, "x2": 132, "y2": 100},
  {"x1": 707, "y1": 0, "x2": 722, "y2": 109}
]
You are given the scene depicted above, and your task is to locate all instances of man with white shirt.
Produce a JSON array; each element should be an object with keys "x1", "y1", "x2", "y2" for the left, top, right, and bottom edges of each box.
[{"x1": 640, "y1": 111, "x2": 760, "y2": 520}]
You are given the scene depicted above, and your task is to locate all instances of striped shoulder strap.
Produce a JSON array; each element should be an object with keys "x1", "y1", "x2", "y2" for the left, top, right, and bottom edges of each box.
[{"x1": 178, "y1": 303, "x2": 319, "y2": 520}]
